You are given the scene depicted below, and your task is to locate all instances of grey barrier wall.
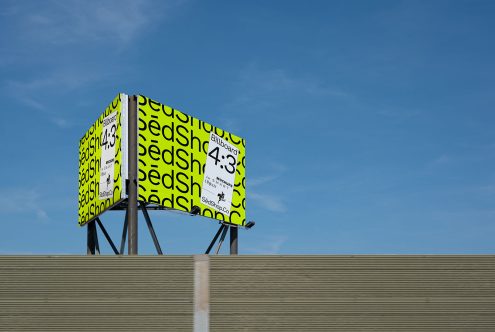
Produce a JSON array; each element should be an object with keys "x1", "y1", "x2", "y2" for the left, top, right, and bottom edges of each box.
[
  {"x1": 210, "y1": 256, "x2": 495, "y2": 331},
  {"x1": 1, "y1": 256, "x2": 494, "y2": 331},
  {"x1": 0, "y1": 256, "x2": 194, "y2": 331}
]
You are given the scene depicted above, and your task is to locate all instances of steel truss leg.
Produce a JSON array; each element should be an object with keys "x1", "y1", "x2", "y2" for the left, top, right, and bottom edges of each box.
[
  {"x1": 120, "y1": 210, "x2": 128, "y2": 255},
  {"x1": 215, "y1": 225, "x2": 229, "y2": 254},
  {"x1": 87, "y1": 220, "x2": 97, "y2": 255},
  {"x1": 94, "y1": 224, "x2": 100, "y2": 255},
  {"x1": 140, "y1": 202, "x2": 163, "y2": 255},
  {"x1": 95, "y1": 218, "x2": 119, "y2": 255},
  {"x1": 205, "y1": 224, "x2": 225, "y2": 254}
]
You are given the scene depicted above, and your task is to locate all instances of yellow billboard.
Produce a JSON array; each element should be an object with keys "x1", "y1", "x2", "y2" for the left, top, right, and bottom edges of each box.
[
  {"x1": 78, "y1": 93, "x2": 128, "y2": 226},
  {"x1": 138, "y1": 95, "x2": 246, "y2": 226}
]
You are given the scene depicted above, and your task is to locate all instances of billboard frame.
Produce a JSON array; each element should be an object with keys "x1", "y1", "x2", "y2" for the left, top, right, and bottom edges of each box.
[
  {"x1": 78, "y1": 93, "x2": 129, "y2": 226},
  {"x1": 83, "y1": 94, "x2": 254, "y2": 256}
]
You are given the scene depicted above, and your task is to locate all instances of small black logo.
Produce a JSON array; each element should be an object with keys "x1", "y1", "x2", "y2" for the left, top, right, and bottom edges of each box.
[
  {"x1": 217, "y1": 192, "x2": 225, "y2": 203},
  {"x1": 106, "y1": 174, "x2": 111, "y2": 187}
]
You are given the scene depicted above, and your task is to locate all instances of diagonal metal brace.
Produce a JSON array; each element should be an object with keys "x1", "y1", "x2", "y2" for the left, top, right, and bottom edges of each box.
[
  {"x1": 140, "y1": 202, "x2": 163, "y2": 255},
  {"x1": 94, "y1": 223, "x2": 100, "y2": 255},
  {"x1": 120, "y1": 210, "x2": 128, "y2": 255},
  {"x1": 95, "y1": 218, "x2": 119, "y2": 255},
  {"x1": 215, "y1": 225, "x2": 229, "y2": 255},
  {"x1": 205, "y1": 224, "x2": 225, "y2": 254}
]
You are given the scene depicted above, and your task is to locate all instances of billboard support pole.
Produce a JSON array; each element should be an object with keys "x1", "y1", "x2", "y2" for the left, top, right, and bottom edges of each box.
[
  {"x1": 128, "y1": 95, "x2": 138, "y2": 255},
  {"x1": 230, "y1": 226, "x2": 238, "y2": 255}
]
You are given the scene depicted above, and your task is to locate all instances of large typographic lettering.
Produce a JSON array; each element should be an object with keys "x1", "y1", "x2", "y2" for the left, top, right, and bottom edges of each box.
[
  {"x1": 78, "y1": 94, "x2": 125, "y2": 226},
  {"x1": 138, "y1": 95, "x2": 246, "y2": 226}
]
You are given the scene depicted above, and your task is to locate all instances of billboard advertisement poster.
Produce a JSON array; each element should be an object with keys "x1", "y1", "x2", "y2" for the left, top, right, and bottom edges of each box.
[
  {"x1": 78, "y1": 93, "x2": 128, "y2": 226},
  {"x1": 138, "y1": 95, "x2": 246, "y2": 226}
]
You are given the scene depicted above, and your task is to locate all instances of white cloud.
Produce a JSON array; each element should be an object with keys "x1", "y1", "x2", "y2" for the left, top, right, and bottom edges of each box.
[
  {"x1": 246, "y1": 235, "x2": 288, "y2": 254},
  {"x1": 19, "y1": 0, "x2": 173, "y2": 46},
  {"x1": 475, "y1": 184, "x2": 495, "y2": 194},
  {"x1": 377, "y1": 106, "x2": 421, "y2": 120},
  {"x1": 250, "y1": 192, "x2": 286, "y2": 213},
  {"x1": 249, "y1": 165, "x2": 288, "y2": 212},
  {"x1": 221, "y1": 63, "x2": 353, "y2": 129},
  {"x1": 51, "y1": 117, "x2": 72, "y2": 128},
  {"x1": 14, "y1": 95, "x2": 46, "y2": 111},
  {"x1": 4, "y1": 68, "x2": 104, "y2": 123},
  {"x1": 238, "y1": 63, "x2": 349, "y2": 97},
  {"x1": 430, "y1": 154, "x2": 452, "y2": 166},
  {"x1": 2, "y1": 0, "x2": 184, "y2": 116},
  {"x1": 249, "y1": 175, "x2": 278, "y2": 187},
  {"x1": 6, "y1": 68, "x2": 100, "y2": 99},
  {"x1": 0, "y1": 187, "x2": 49, "y2": 221}
]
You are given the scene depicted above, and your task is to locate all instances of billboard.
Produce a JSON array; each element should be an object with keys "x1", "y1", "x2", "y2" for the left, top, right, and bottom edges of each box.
[
  {"x1": 78, "y1": 93, "x2": 128, "y2": 226},
  {"x1": 138, "y1": 95, "x2": 246, "y2": 226}
]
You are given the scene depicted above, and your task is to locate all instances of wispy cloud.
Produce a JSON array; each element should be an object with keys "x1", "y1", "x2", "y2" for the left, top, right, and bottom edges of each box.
[
  {"x1": 221, "y1": 63, "x2": 352, "y2": 122},
  {"x1": 429, "y1": 154, "x2": 452, "y2": 167},
  {"x1": 6, "y1": 69, "x2": 100, "y2": 92},
  {"x1": 18, "y1": 0, "x2": 172, "y2": 46},
  {"x1": 250, "y1": 175, "x2": 279, "y2": 188},
  {"x1": 250, "y1": 192, "x2": 287, "y2": 213},
  {"x1": 51, "y1": 117, "x2": 72, "y2": 128},
  {"x1": 4, "y1": 68, "x2": 106, "y2": 126},
  {"x1": 237, "y1": 63, "x2": 350, "y2": 97},
  {"x1": 377, "y1": 106, "x2": 421, "y2": 120},
  {"x1": 5, "y1": 68, "x2": 101, "y2": 99},
  {"x1": 246, "y1": 235, "x2": 288, "y2": 254},
  {"x1": 0, "y1": 187, "x2": 49, "y2": 221},
  {"x1": 1, "y1": 0, "x2": 184, "y2": 122},
  {"x1": 249, "y1": 164, "x2": 288, "y2": 213}
]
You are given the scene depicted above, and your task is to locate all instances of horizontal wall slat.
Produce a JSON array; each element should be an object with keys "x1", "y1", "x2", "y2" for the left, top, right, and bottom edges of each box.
[
  {"x1": 2, "y1": 255, "x2": 494, "y2": 331},
  {"x1": 210, "y1": 255, "x2": 495, "y2": 331},
  {"x1": 0, "y1": 256, "x2": 193, "y2": 332}
]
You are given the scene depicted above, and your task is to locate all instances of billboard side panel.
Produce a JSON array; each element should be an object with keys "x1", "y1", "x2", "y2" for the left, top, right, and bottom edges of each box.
[
  {"x1": 137, "y1": 95, "x2": 246, "y2": 226},
  {"x1": 78, "y1": 93, "x2": 127, "y2": 226}
]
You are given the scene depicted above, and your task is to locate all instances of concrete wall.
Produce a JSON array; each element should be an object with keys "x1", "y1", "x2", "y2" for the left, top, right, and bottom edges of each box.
[
  {"x1": 1, "y1": 256, "x2": 494, "y2": 331},
  {"x1": 210, "y1": 256, "x2": 495, "y2": 331},
  {"x1": 0, "y1": 256, "x2": 194, "y2": 331}
]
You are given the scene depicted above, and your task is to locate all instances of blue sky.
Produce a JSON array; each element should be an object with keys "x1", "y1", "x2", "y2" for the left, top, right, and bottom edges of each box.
[{"x1": 1, "y1": 0, "x2": 494, "y2": 254}]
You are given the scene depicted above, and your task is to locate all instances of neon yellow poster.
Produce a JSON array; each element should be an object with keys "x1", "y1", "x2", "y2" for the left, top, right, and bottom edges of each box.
[
  {"x1": 137, "y1": 95, "x2": 246, "y2": 226},
  {"x1": 78, "y1": 93, "x2": 128, "y2": 226}
]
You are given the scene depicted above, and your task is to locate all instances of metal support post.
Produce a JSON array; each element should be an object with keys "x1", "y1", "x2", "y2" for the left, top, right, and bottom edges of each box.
[
  {"x1": 87, "y1": 220, "x2": 97, "y2": 255},
  {"x1": 215, "y1": 225, "x2": 229, "y2": 254},
  {"x1": 205, "y1": 224, "x2": 225, "y2": 254},
  {"x1": 230, "y1": 226, "x2": 238, "y2": 255},
  {"x1": 127, "y1": 95, "x2": 138, "y2": 255},
  {"x1": 95, "y1": 218, "x2": 119, "y2": 255},
  {"x1": 140, "y1": 202, "x2": 163, "y2": 255}
]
